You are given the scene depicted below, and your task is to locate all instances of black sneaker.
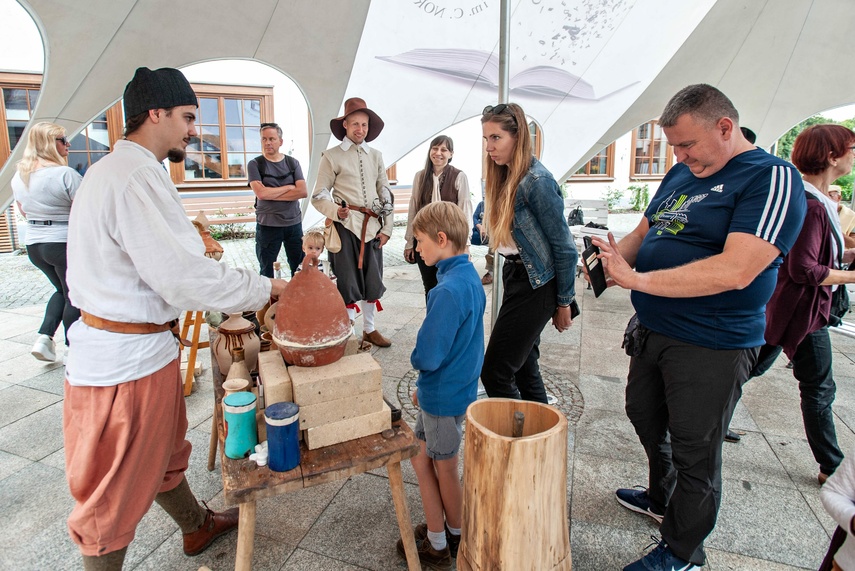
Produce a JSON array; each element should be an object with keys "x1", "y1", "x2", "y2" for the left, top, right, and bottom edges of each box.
[
  {"x1": 396, "y1": 526, "x2": 452, "y2": 570},
  {"x1": 616, "y1": 486, "x2": 664, "y2": 524},
  {"x1": 623, "y1": 536, "x2": 700, "y2": 570}
]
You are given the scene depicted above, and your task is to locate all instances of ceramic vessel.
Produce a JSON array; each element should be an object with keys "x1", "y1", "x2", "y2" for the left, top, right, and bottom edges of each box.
[
  {"x1": 212, "y1": 313, "x2": 260, "y2": 375},
  {"x1": 191, "y1": 216, "x2": 224, "y2": 261},
  {"x1": 272, "y1": 256, "x2": 351, "y2": 366}
]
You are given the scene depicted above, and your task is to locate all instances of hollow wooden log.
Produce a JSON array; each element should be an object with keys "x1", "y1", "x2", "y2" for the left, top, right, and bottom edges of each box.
[{"x1": 459, "y1": 398, "x2": 570, "y2": 571}]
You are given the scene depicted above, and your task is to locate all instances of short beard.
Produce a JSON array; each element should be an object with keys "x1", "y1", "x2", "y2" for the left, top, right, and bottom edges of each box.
[{"x1": 167, "y1": 148, "x2": 186, "y2": 163}]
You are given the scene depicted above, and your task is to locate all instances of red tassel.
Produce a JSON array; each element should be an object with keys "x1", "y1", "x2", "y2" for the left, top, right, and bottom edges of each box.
[
  {"x1": 346, "y1": 303, "x2": 361, "y2": 314},
  {"x1": 368, "y1": 299, "x2": 384, "y2": 312}
]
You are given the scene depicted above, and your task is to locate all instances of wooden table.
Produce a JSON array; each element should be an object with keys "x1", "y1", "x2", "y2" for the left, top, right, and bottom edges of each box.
[{"x1": 217, "y1": 409, "x2": 420, "y2": 570}]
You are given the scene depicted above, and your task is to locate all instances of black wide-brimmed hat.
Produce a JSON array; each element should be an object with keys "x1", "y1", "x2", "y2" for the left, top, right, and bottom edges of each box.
[{"x1": 330, "y1": 97, "x2": 385, "y2": 142}]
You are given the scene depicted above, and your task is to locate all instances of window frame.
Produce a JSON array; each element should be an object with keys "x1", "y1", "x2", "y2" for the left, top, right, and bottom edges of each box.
[
  {"x1": 170, "y1": 83, "x2": 274, "y2": 188},
  {"x1": 0, "y1": 71, "x2": 42, "y2": 164},
  {"x1": 66, "y1": 105, "x2": 124, "y2": 176},
  {"x1": 630, "y1": 119, "x2": 674, "y2": 180},
  {"x1": 571, "y1": 142, "x2": 615, "y2": 181}
]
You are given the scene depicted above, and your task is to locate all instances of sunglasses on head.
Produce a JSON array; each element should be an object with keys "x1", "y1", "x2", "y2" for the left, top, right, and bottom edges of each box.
[
  {"x1": 482, "y1": 104, "x2": 517, "y2": 124},
  {"x1": 56, "y1": 136, "x2": 69, "y2": 145}
]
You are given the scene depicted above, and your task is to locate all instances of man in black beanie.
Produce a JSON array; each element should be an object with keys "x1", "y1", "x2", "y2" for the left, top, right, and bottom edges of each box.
[{"x1": 64, "y1": 67, "x2": 288, "y2": 570}]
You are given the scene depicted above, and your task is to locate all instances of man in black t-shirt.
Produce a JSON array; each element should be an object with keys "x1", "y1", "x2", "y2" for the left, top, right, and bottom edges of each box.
[{"x1": 248, "y1": 122, "x2": 307, "y2": 277}]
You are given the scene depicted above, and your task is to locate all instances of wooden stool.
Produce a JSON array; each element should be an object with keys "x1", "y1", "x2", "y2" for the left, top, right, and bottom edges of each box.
[{"x1": 179, "y1": 310, "x2": 209, "y2": 396}]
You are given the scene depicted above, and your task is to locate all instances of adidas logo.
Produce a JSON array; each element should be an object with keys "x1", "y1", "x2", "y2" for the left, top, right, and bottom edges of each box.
[{"x1": 710, "y1": 184, "x2": 724, "y2": 193}]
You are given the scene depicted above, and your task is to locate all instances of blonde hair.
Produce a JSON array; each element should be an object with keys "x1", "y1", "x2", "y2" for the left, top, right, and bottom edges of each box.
[
  {"x1": 412, "y1": 201, "x2": 468, "y2": 253},
  {"x1": 481, "y1": 103, "x2": 531, "y2": 248},
  {"x1": 303, "y1": 228, "x2": 325, "y2": 249},
  {"x1": 16, "y1": 122, "x2": 68, "y2": 186}
]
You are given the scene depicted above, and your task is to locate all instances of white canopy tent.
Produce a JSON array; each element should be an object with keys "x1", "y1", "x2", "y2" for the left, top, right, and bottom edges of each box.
[{"x1": 2, "y1": 0, "x2": 855, "y2": 211}]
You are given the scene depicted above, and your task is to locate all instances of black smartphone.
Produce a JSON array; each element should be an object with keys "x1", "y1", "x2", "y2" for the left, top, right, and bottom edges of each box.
[{"x1": 340, "y1": 199, "x2": 348, "y2": 208}]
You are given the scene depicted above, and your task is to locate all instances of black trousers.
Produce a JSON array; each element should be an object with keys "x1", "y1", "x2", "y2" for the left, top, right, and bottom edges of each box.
[
  {"x1": 753, "y1": 329, "x2": 843, "y2": 476},
  {"x1": 626, "y1": 331, "x2": 758, "y2": 565},
  {"x1": 27, "y1": 241, "x2": 79, "y2": 345},
  {"x1": 480, "y1": 260, "x2": 556, "y2": 403},
  {"x1": 255, "y1": 222, "x2": 304, "y2": 277}
]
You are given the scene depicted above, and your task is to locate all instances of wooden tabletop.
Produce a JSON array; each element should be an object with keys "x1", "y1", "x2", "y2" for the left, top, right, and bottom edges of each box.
[{"x1": 219, "y1": 417, "x2": 418, "y2": 505}]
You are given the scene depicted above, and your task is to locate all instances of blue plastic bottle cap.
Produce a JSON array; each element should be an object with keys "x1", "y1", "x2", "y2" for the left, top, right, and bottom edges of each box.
[{"x1": 265, "y1": 401, "x2": 299, "y2": 421}]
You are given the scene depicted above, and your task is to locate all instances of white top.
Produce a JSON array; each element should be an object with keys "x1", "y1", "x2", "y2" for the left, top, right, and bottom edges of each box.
[
  {"x1": 403, "y1": 168, "x2": 473, "y2": 246},
  {"x1": 66, "y1": 140, "x2": 271, "y2": 386},
  {"x1": 821, "y1": 447, "x2": 855, "y2": 569},
  {"x1": 11, "y1": 166, "x2": 81, "y2": 244}
]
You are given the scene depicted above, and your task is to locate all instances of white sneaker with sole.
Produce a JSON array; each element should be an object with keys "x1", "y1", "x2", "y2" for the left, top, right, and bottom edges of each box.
[{"x1": 31, "y1": 334, "x2": 56, "y2": 362}]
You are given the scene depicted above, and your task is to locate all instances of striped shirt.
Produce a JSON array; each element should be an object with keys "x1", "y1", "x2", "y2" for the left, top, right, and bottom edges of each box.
[{"x1": 632, "y1": 148, "x2": 806, "y2": 349}]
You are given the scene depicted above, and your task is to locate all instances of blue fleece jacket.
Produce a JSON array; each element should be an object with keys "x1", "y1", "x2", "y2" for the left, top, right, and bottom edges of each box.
[{"x1": 411, "y1": 254, "x2": 486, "y2": 417}]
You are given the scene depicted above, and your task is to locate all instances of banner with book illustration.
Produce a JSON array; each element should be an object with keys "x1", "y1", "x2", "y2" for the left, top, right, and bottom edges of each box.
[{"x1": 341, "y1": 0, "x2": 716, "y2": 180}]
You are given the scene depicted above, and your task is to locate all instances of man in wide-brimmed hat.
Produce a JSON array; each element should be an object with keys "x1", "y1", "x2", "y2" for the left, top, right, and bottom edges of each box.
[{"x1": 312, "y1": 97, "x2": 395, "y2": 347}]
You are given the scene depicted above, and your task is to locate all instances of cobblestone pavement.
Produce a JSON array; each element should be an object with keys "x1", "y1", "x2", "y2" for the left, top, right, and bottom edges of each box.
[{"x1": 0, "y1": 222, "x2": 482, "y2": 309}]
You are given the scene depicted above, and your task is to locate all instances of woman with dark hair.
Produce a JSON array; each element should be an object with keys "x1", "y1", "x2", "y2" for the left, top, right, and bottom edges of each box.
[
  {"x1": 11, "y1": 122, "x2": 82, "y2": 362},
  {"x1": 753, "y1": 123, "x2": 855, "y2": 484},
  {"x1": 404, "y1": 135, "x2": 472, "y2": 296},
  {"x1": 479, "y1": 103, "x2": 578, "y2": 402}
]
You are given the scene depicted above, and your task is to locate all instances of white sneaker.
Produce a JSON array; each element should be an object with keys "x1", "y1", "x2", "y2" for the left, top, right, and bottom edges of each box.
[{"x1": 31, "y1": 334, "x2": 56, "y2": 362}]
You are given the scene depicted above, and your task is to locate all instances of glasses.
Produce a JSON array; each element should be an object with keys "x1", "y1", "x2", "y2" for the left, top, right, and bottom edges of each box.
[
  {"x1": 56, "y1": 137, "x2": 69, "y2": 146},
  {"x1": 482, "y1": 104, "x2": 517, "y2": 124}
]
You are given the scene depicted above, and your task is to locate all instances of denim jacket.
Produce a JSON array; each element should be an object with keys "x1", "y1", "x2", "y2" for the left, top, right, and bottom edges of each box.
[{"x1": 511, "y1": 157, "x2": 578, "y2": 306}]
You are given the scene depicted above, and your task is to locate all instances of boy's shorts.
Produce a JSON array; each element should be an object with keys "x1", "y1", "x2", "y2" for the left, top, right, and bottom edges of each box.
[{"x1": 414, "y1": 409, "x2": 465, "y2": 460}]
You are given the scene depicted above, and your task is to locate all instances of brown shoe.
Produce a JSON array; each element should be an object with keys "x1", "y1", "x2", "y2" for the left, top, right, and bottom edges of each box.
[
  {"x1": 481, "y1": 272, "x2": 493, "y2": 285},
  {"x1": 397, "y1": 523, "x2": 460, "y2": 558},
  {"x1": 183, "y1": 506, "x2": 239, "y2": 556},
  {"x1": 819, "y1": 472, "x2": 830, "y2": 485},
  {"x1": 363, "y1": 330, "x2": 391, "y2": 348},
  {"x1": 396, "y1": 525, "x2": 452, "y2": 570}
]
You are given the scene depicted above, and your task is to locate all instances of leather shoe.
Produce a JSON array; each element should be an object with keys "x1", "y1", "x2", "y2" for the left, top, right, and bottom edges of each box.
[
  {"x1": 183, "y1": 506, "x2": 239, "y2": 556},
  {"x1": 819, "y1": 472, "x2": 830, "y2": 486},
  {"x1": 363, "y1": 330, "x2": 392, "y2": 348},
  {"x1": 481, "y1": 272, "x2": 493, "y2": 285},
  {"x1": 724, "y1": 430, "x2": 742, "y2": 443}
]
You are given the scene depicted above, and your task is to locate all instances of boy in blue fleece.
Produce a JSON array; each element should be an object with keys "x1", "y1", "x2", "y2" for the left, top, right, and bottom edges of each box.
[{"x1": 396, "y1": 201, "x2": 486, "y2": 569}]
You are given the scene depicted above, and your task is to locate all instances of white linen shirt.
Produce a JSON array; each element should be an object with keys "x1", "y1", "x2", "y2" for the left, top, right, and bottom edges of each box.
[{"x1": 66, "y1": 140, "x2": 271, "y2": 386}]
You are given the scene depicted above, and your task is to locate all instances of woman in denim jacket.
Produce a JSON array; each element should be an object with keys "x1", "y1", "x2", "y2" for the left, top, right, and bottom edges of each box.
[{"x1": 480, "y1": 103, "x2": 578, "y2": 402}]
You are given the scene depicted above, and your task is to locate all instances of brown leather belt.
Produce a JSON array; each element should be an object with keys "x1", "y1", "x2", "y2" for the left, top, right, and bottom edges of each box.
[
  {"x1": 351, "y1": 205, "x2": 379, "y2": 269},
  {"x1": 81, "y1": 310, "x2": 179, "y2": 335}
]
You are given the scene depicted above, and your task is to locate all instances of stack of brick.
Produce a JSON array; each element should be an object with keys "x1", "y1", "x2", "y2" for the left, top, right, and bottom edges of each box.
[{"x1": 257, "y1": 336, "x2": 390, "y2": 450}]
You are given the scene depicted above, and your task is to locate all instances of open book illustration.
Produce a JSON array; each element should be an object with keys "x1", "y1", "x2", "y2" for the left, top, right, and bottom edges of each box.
[{"x1": 376, "y1": 48, "x2": 632, "y2": 100}]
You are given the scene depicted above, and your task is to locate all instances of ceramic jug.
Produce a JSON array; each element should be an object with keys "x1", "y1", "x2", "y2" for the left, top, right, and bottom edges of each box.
[{"x1": 212, "y1": 313, "x2": 260, "y2": 375}]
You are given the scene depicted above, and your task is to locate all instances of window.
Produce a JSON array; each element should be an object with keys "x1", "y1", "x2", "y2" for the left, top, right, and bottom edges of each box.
[
  {"x1": 67, "y1": 106, "x2": 124, "y2": 176},
  {"x1": 631, "y1": 120, "x2": 673, "y2": 178},
  {"x1": 173, "y1": 84, "x2": 273, "y2": 186},
  {"x1": 573, "y1": 143, "x2": 615, "y2": 179},
  {"x1": 529, "y1": 120, "x2": 542, "y2": 159},
  {"x1": 0, "y1": 72, "x2": 42, "y2": 163}
]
